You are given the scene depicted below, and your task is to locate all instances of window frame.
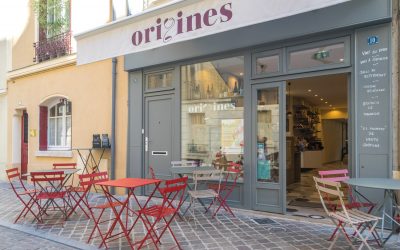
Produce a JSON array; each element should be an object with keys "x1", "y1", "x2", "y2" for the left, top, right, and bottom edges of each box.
[
  {"x1": 286, "y1": 36, "x2": 351, "y2": 74},
  {"x1": 46, "y1": 0, "x2": 70, "y2": 38},
  {"x1": 251, "y1": 49, "x2": 284, "y2": 79},
  {"x1": 47, "y1": 98, "x2": 72, "y2": 151},
  {"x1": 144, "y1": 68, "x2": 175, "y2": 93}
]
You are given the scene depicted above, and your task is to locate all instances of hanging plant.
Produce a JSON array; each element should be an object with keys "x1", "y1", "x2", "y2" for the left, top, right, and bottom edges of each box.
[{"x1": 32, "y1": 0, "x2": 70, "y2": 38}]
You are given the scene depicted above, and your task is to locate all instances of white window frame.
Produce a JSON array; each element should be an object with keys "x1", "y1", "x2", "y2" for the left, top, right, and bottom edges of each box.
[
  {"x1": 47, "y1": 98, "x2": 71, "y2": 150},
  {"x1": 46, "y1": 0, "x2": 69, "y2": 38}
]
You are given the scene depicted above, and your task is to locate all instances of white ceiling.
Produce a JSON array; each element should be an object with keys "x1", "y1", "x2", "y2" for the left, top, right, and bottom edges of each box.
[{"x1": 288, "y1": 74, "x2": 348, "y2": 109}]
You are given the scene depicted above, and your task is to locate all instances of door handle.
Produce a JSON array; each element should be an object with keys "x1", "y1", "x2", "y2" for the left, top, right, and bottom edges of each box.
[{"x1": 145, "y1": 137, "x2": 149, "y2": 152}]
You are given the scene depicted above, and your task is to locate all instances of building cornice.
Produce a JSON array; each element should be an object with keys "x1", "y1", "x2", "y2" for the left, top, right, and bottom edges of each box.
[{"x1": 7, "y1": 54, "x2": 77, "y2": 81}]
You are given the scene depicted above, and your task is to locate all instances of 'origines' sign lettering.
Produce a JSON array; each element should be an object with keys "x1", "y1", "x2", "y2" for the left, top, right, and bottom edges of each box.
[
  {"x1": 76, "y1": 0, "x2": 351, "y2": 65},
  {"x1": 131, "y1": 3, "x2": 233, "y2": 47}
]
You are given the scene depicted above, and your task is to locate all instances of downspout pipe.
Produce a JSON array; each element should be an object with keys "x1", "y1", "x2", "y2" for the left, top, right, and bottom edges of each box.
[
  {"x1": 110, "y1": 7, "x2": 117, "y2": 193},
  {"x1": 111, "y1": 57, "x2": 117, "y2": 186}
]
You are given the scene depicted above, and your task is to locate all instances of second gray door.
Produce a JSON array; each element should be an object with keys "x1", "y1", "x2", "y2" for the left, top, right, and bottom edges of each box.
[{"x1": 144, "y1": 93, "x2": 175, "y2": 180}]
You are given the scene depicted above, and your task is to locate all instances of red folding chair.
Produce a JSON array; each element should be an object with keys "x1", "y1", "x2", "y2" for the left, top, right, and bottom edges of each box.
[
  {"x1": 53, "y1": 163, "x2": 77, "y2": 169},
  {"x1": 136, "y1": 176, "x2": 188, "y2": 249},
  {"x1": 5, "y1": 168, "x2": 41, "y2": 223},
  {"x1": 318, "y1": 169, "x2": 378, "y2": 244},
  {"x1": 65, "y1": 172, "x2": 106, "y2": 220},
  {"x1": 207, "y1": 163, "x2": 241, "y2": 218},
  {"x1": 53, "y1": 163, "x2": 77, "y2": 189},
  {"x1": 84, "y1": 172, "x2": 125, "y2": 248},
  {"x1": 31, "y1": 171, "x2": 70, "y2": 223}
]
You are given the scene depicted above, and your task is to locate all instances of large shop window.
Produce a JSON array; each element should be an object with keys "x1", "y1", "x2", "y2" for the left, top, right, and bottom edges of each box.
[
  {"x1": 40, "y1": 98, "x2": 71, "y2": 151},
  {"x1": 181, "y1": 56, "x2": 244, "y2": 182}
]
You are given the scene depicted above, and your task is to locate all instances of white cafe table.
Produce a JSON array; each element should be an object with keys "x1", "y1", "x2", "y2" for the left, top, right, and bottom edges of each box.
[{"x1": 344, "y1": 178, "x2": 400, "y2": 245}]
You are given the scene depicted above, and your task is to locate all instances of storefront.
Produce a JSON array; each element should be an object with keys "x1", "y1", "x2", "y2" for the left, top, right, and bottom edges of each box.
[{"x1": 76, "y1": 0, "x2": 396, "y2": 213}]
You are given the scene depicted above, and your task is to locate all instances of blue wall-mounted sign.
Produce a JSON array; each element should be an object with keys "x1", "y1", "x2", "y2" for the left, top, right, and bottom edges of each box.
[{"x1": 367, "y1": 36, "x2": 379, "y2": 45}]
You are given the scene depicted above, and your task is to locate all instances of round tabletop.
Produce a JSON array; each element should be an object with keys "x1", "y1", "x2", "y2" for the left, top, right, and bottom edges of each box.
[{"x1": 344, "y1": 178, "x2": 400, "y2": 190}]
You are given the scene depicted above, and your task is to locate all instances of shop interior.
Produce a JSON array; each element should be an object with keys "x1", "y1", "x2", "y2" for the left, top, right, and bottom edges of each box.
[{"x1": 285, "y1": 73, "x2": 349, "y2": 212}]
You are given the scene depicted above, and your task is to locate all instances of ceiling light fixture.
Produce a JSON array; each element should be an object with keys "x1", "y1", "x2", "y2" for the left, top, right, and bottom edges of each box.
[
  {"x1": 320, "y1": 98, "x2": 324, "y2": 101},
  {"x1": 325, "y1": 101, "x2": 328, "y2": 104},
  {"x1": 314, "y1": 94, "x2": 318, "y2": 97},
  {"x1": 308, "y1": 89, "x2": 312, "y2": 92}
]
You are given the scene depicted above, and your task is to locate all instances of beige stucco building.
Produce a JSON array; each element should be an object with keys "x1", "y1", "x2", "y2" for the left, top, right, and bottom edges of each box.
[{"x1": 5, "y1": 0, "x2": 130, "y2": 185}]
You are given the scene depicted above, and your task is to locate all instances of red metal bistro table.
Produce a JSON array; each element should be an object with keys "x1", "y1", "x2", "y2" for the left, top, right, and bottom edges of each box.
[{"x1": 97, "y1": 178, "x2": 161, "y2": 249}]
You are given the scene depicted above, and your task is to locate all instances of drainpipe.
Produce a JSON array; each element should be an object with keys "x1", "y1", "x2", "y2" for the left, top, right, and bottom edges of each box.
[
  {"x1": 110, "y1": 7, "x2": 117, "y2": 193},
  {"x1": 111, "y1": 57, "x2": 117, "y2": 192}
]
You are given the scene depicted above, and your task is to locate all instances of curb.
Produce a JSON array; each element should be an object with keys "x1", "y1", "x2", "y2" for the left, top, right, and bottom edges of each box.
[{"x1": 0, "y1": 220, "x2": 98, "y2": 250}]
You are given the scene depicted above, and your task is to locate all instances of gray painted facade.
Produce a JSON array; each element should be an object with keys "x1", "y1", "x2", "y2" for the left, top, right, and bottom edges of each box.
[{"x1": 125, "y1": 0, "x2": 394, "y2": 213}]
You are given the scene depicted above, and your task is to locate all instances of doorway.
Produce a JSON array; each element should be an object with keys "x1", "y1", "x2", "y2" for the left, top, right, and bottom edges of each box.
[
  {"x1": 285, "y1": 73, "x2": 349, "y2": 213},
  {"x1": 144, "y1": 93, "x2": 175, "y2": 181},
  {"x1": 21, "y1": 110, "x2": 28, "y2": 179},
  {"x1": 252, "y1": 82, "x2": 286, "y2": 213}
]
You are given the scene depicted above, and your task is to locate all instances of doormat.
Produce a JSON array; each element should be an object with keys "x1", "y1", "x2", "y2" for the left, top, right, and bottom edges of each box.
[
  {"x1": 253, "y1": 218, "x2": 277, "y2": 225},
  {"x1": 288, "y1": 200, "x2": 323, "y2": 208},
  {"x1": 286, "y1": 208, "x2": 298, "y2": 213}
]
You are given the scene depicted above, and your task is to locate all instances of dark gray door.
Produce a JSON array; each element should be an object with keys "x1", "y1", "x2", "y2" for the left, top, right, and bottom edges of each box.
[
  {"x1": 251, "y1": 82, "x2": 286, "y2": 213},
  {"x1": 144, "y1": 94, "x2": 175, "y2": 180}
]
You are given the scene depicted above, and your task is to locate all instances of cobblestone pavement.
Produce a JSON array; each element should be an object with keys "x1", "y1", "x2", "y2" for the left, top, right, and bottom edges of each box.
[
  {"x1": 0, "y1": 225, "x2": 77, "y2": 250},
  {"x1": 0, "y1": 181, "x2": 400, "y2": 249}
]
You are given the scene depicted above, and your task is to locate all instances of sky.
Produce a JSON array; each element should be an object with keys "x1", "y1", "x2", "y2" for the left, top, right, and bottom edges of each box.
[{"x1": 0, "y1": 1, "x2": 30, "y2": 39}]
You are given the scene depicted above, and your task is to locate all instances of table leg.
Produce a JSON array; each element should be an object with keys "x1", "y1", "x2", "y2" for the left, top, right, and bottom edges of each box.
[
  {"x1": 75, "y1": 149, "x2": 91, "y2": 175},
  {"x1": 380, "y1": 190, "x2": 400, "y2": 245},
  {"x1": 99, "y1": 186, "x2": 134, "y2": 249},
  {"x1": 128, "y1": 182, "x2": 160, "y2": 235}
]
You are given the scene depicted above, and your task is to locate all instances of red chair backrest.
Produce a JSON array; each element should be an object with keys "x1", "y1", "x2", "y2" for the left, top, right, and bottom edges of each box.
[
  {"x1": 318, "y1": 169, "x2": 349, "y2": 182},
  {"x1": 6, "y1": 168, "x2": 20, "y2": 181},
  {"x1": 53, "y1": 163, "x2": 77, "y2": 170},
  {"x1": 318, "y1": 169, "x2": 352, "y2": 208},
  {"x1": 160, "y1": 176, "x2": 188, "y2": 210},
  {"x1": 5, "y1": 168, "x2": 27, "y2": 194},
  {"x1": 78, "y1": 171, "x2": 109, "y2": 191},
  {"x1": 31, "y1": 171, "x2": 65, "y2": 192}
]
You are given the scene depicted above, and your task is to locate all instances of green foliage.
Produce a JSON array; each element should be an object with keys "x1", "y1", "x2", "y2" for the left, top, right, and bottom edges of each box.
[{"x1": 32, "y1": 0, "x2": 70, "y2": 38}]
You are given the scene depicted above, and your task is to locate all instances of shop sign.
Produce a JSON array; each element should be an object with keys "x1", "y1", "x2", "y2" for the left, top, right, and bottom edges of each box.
[
  {"x1": 187, "y1": 102, "x2": 236, "y2": 113},
  {"x1": 76, "y1": 0, "x2": 349, "y2": 65}
]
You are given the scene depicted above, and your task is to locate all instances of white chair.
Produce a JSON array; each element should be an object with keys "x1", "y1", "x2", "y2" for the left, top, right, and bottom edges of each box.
[
  {"x1": 187, "y1": 169, "x2": 223, "y2": 227},
  {"x1": 314, "y1": 176, "x2": 381, "y2": 250}
]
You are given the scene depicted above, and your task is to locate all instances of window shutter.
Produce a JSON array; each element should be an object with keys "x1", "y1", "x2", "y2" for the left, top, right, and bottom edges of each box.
[{"x1": 39, "y1": 106, "x2": 48, "y2": 151}]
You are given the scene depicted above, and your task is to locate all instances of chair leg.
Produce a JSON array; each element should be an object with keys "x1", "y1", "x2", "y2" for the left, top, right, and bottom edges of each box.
[
  {"x1": 66, "y1": 192, "x2": 90, "y2": 219},
  {"x1": 352, "y1": 220, "x2": 378, "y2": 250},
  {"x1": 329, "y1": 223, "x2": 356, "y2": 250},
  {"x1": 137, "y1": 216, "x2": 161, "y2": 250},
  {"x1": 88, "y1": 208, "x2": 107, "y2": 249}
]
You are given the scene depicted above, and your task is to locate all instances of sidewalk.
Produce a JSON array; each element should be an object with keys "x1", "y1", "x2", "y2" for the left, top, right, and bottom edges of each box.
[
  {"x1": 0, "y1": 181, "x2": 399, "y2": 250},
  {"x1": 0, "y1": 225, "x2": 78, "y2": 250}
]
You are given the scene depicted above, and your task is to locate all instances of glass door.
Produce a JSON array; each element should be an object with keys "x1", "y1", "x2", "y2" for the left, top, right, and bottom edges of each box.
[{"x1": 251, "y1": 82, "x2": 286, "y2": 213}]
